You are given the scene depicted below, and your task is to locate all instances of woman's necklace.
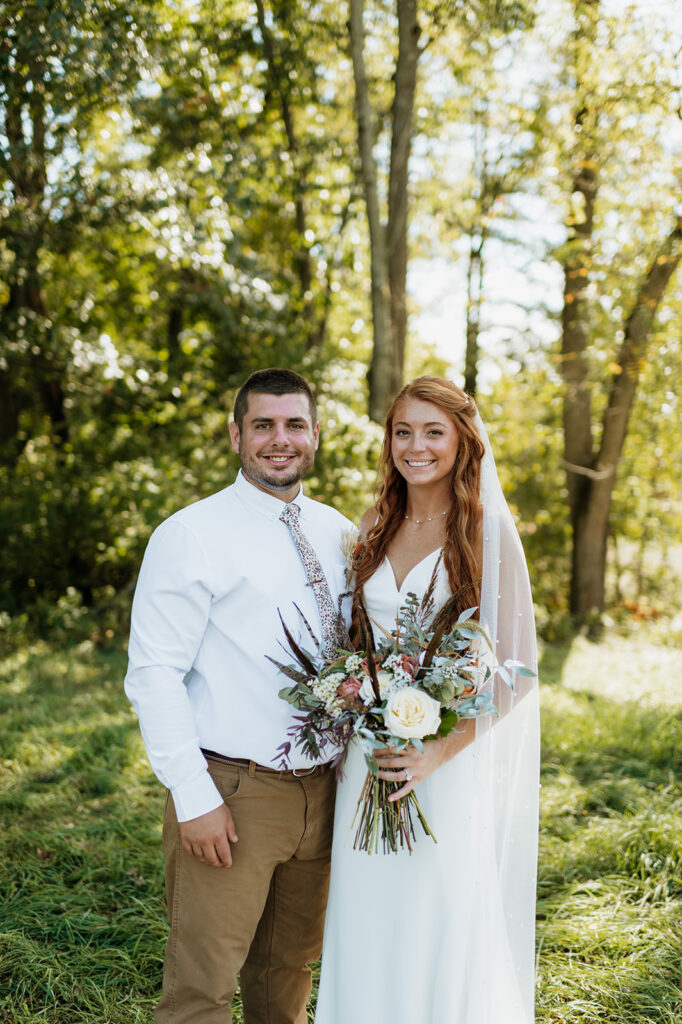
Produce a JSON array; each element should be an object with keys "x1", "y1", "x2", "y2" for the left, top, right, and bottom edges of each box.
[{"x1": 404, "y1": 508, "x2": 448, "y2": 525}]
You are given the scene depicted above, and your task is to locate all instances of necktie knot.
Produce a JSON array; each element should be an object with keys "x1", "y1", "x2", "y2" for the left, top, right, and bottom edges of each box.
[{"x1": 279, "y1": 503, "x2": 300, "y2": 526}]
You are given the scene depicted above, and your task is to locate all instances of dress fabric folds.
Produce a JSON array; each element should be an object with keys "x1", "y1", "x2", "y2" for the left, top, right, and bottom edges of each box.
[{"x1": 315, "y1": 539, "x2": 539, "y2": 1024}]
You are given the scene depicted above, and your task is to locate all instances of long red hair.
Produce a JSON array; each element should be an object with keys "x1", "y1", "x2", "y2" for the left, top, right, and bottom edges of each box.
[{"x1": 353, "y1": 377, "x2": 485, "y2": 636}]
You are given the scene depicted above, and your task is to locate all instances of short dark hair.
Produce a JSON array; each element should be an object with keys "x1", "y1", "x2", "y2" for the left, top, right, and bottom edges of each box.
[{"x1": 233, "y1": 368, "x2": 317, "y2": 429}]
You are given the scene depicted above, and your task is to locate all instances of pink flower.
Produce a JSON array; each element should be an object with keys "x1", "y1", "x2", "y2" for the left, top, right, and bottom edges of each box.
[
  {"x1": 337, "y1": 675, "x2": 362, "y2": 699},
  {"x1": 397, "y1": 653, "x2": 417, "y2": 676},
  {"x1": 360, "y1": 654, "x2": 385, "y2": 675}
]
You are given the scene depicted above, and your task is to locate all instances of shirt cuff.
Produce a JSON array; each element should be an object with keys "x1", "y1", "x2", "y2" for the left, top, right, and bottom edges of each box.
[{"x1": 170, "y1": 768, "x2": 225, "y2": 822}]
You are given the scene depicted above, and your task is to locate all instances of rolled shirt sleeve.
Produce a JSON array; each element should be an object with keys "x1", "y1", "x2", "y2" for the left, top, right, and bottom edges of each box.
[{"x1": 124, "y1": 518, "x2": 224, "y2": 821}]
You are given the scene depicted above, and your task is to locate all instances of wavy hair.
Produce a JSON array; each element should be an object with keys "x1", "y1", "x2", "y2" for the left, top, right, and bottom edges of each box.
[{"x1": 352, "y1": 377, "x2": 485, "y2": 638}]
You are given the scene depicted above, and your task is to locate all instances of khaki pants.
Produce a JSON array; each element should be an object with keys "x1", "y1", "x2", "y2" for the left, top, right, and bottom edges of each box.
[{"x1": 155, "y1": 760, "x2": 336, "y2": 1024}]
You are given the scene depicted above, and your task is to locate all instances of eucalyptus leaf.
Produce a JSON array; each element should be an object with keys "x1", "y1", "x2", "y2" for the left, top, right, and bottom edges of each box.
[{"x1": 503, "y1": 659, "x2": 536, "y2": 677}]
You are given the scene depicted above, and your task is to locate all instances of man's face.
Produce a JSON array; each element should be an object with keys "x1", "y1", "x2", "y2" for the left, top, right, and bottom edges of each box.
[{"x1": 229, "y1": 391, "x2": 319, "y2": 501}]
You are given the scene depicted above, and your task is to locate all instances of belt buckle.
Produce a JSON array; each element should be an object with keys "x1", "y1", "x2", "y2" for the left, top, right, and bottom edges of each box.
[{"x1": 292, "y1": 765, "x2": 318, "y2": 777}]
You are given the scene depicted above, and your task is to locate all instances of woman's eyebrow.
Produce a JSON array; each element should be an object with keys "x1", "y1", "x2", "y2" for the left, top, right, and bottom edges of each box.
[{"x1": 393, "y1": 419, "x2": 447, "y2": 427}]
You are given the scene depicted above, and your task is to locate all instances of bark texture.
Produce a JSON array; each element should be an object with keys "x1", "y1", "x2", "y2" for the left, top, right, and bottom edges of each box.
[
  {"x1": 568, "y1": 220, "x2": 682, "y2": 620},
  {"x1": 386, "y1": 0, "x2": 419, "y2": 407},
  {"x1": 350, "y1": 0, "x2": 419, "y2": 421},
  {"x1": 560, "y1": 0, "x2": 682, "y2": 624}
]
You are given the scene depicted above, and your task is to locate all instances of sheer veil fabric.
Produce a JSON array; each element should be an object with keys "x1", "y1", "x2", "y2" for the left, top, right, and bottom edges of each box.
[
  {"x1": 473, "y1": 411, "x2": 540, "y2": 1021},
  {"x1": 314, "y1": 410, "x2": 539, "y2": 1024}
]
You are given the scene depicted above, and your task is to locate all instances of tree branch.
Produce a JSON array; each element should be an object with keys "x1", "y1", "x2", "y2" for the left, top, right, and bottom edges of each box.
[{"x1": 597, "y1": 216, "x2": 682, "y2": 470}]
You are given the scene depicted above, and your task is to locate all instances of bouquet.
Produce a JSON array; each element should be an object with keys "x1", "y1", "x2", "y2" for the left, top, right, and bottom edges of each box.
[{"x1": 271, "y1": 566, "x2": 531, "y2": 854}]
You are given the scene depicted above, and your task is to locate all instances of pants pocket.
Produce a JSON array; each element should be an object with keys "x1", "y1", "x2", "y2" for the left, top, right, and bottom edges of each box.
[{"x1": 207, "y1": 763, "x2": 243, "y2": 802}]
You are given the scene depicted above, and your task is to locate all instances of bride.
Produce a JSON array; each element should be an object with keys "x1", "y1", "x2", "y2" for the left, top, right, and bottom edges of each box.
[{"x1": 315, "y1": 377, "x2": 539, "y2": 1024}]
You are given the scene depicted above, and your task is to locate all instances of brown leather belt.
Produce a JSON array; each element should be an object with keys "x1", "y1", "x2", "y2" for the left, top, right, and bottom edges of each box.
[{"x1": 201, "y1": 748, "x2": 330, "y2": 777}]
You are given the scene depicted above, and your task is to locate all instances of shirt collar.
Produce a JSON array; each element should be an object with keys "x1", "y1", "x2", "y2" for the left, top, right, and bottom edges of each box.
[{"x1": 234, "y1": 469, "x2": 304, "y2": 521}]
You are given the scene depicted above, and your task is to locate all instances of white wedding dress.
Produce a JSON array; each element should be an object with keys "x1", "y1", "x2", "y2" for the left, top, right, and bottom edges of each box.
[{"x1": 314, "y1": 547, "x2": 538, "y2": 1024}]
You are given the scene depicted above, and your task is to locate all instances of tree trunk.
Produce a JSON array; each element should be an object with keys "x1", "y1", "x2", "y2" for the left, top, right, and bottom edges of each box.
[
  {"x1": 464, "y1": 237, "x2": 483, "y2": 396},
  {"x1": 386, "y1": 0, "x2": 419, "y2": 404},
  {"x1": 255, "y1": 0, "x2": 319, "y2": 346},
  {"x1": 598, "y1": 218, "x2": 682, "y2": 469},
  {"x1": 559, "y1": 0, "x2": 600, "y2": 621},
  {"x1": 569, "y1": 469, "x2": 611, "y2": 619},
  {"x1": 560, "y1": 0, "x2": 599, "y2": 520},
  {"x1": 349, "y1": 0, "x2": 393, "y2": 421},
  {"x1": 560, "y1": 152, "x2": 597, "y2": 518},
  {"x1": 569, "y1": 217, "x2": 682, "y2": 622},
  {"x1": 560, "y1": 0, "x2": 682, "y2": 626},
  {"x1": 350, "y1": 0, "x2": 419, "y2": 422}
]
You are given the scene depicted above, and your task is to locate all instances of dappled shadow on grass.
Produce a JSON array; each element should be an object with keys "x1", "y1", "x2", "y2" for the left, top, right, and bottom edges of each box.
[
  {"x1": 2, "y1": 633, "x2": 680, "y2": 1024},
  {"x1": 539, "y1": 681, "x2": 681, "y2": 892},
  {"x1": 0, "y1": 640, "x2": 168, "y2": 1023},
  {"x1": 542, "y1": 690, "x2": 681, "y2": 787},
  {"x1": 538, "y1": 638, "x2": 574, "y2": 689},
  {"x1": 536, "y1": 902, "x2": 682, "y2": 1024},
  {"x1": 0, "y1": 642, "x2": 131, "y2": 755},
  {"x1": 537, "y1": 651, "x2": 682, "y2": 1023}
]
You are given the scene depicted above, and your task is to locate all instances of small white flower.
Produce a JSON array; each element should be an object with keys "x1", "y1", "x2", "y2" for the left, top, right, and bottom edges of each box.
[
  {"x1": 344, "y1": 654, "x2": 363, "y2": 674},
  {"x1": 326, "y1": 699, "x2": 344, "y2": 719},
  {"x1": 382, "y1": 654, "x2": 412, "y2": 684},
  {"x1": 312, "y1": 672, "x2": 347, "y2": 714},
  {"x1": 359, "y1": 668, "x2": 390, "y2": 704},
  {"x1": 358, "y1": 667, "x2": 409, "y2": 705},
  {"x1": 358, "y1": 673, "x2": 377, "y2": 705}
]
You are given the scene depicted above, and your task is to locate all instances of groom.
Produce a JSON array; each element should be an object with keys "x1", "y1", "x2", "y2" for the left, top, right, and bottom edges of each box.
[{"x1": 125, "y1": 368, "x2": 353, "y2": 1023}]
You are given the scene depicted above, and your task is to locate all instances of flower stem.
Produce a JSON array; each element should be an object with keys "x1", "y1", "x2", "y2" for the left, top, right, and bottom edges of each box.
[{"x1": 351, "y1": 771, "x2": 437, "y2": 853}]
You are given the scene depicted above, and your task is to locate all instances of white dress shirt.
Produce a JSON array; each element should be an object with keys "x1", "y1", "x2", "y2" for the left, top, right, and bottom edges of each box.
[{"x1": 124, "y1": 470, "x2": 354, "y2": 822}]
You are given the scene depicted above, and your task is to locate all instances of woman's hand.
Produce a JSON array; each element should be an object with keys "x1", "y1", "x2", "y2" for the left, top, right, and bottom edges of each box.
[{"x1": 373, "y1": 718, "x2": 475, "y2": 801}]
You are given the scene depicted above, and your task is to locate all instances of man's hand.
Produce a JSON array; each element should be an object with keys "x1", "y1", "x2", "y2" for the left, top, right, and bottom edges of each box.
[{"x1": 179, "y1": 804, "x2": 238, "y2": 867}]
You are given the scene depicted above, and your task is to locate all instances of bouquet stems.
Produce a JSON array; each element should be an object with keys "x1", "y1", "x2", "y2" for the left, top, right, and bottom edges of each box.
[{"x1": 351, "y1": 770, "x2": 437, "y2": 854}]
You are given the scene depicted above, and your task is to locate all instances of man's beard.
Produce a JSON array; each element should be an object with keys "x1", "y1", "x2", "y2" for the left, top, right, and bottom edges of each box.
[{"x1": 239, "y1": 445, "x2": 315, "y2": 494}]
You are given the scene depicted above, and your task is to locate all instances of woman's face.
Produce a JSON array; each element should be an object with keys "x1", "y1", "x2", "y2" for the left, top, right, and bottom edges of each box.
[{"x1": 390, "y1": 397, "x2": 459, "y2": 487}]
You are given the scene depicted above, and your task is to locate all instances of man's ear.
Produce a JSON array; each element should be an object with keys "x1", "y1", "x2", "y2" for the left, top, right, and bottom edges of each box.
[
  {"x1": 313, "y1": 422, "x2": 320, "y2": 450},
  {"x1": 228, "y1": 421, "x2": 240, "y2": 453}
]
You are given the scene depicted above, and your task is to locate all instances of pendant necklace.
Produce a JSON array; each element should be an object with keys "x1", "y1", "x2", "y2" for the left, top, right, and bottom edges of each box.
[{"x1": 404, "y1": 509, "x2": 448, "y2": 525}]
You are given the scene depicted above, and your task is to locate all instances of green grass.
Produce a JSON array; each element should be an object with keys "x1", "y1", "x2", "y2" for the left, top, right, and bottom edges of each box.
[
  {"x1": 0, "y1": 628, "x2": 680, "y2": 1023},
  {"x1": 537, "y1": 631, "x2": 682, "y2": 1024},
  {"x1": 0, "y1": 641, "x2": 165, "y2": 1023}
]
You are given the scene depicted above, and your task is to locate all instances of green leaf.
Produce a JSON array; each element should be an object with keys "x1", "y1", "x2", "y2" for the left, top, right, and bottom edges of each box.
[{"x1": 438, "y1": 709, "x2": 460, "y2": 737}]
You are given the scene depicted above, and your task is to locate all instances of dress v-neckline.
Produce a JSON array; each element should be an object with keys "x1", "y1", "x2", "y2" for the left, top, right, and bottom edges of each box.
[{"x1": 385, "y1": 547, "x2": 442, "y2": 594}]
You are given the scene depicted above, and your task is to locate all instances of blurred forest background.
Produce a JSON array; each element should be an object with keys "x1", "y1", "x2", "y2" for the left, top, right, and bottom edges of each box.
[
  {"x1": 1, "y1": 0, "x2": 680, "y2": 642},
  {"x1": 1, "y1": 2, "x2": 681, "y2": 1022}
]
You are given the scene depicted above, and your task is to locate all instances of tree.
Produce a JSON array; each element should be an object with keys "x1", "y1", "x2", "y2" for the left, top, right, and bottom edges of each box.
[
  {"x1": 349, "y1": 0, "x2": 420, "y2": 421},
  {"x1": 0, "y1": 0, "x2": 159, "y2": 460},
  {"x1": 349, "y1": 0, "x2": 536, "y2": 418},
  {"x1": 557, "y1": 0, "x2": 682, "y2": 624},
  {"x1": 0, "y1": 0, "x2": 378, "y2": 613},
  {"x1": 421, "y1": 23, "x2": 543, "y2": 395},
  {"x1": 132, "y1": 0, "x2": 362, "y2": 379}
]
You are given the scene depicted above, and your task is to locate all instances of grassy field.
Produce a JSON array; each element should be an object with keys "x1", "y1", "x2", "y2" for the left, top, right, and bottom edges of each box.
[{"x1": 0, "y1": 627, "x2": 680, "y2": 1023}]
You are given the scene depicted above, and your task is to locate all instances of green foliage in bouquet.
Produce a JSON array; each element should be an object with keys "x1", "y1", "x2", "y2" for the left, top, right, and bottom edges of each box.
[{"x1": 271, "y1": 560, "x2": 533, "y2": 853}]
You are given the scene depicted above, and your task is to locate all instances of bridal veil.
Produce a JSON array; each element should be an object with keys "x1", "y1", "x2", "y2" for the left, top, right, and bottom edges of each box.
[{"x1": 474, "y1": 410, "x2": 540, "y2": 1021}]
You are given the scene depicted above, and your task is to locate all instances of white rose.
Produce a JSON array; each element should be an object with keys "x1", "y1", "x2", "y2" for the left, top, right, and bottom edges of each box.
[
  {"x1": 359, "y1": 669, "x2": 392, "y2": 705},
  {"x1": 383, "y1": 688, "x2": 441, "y2": 739}
]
